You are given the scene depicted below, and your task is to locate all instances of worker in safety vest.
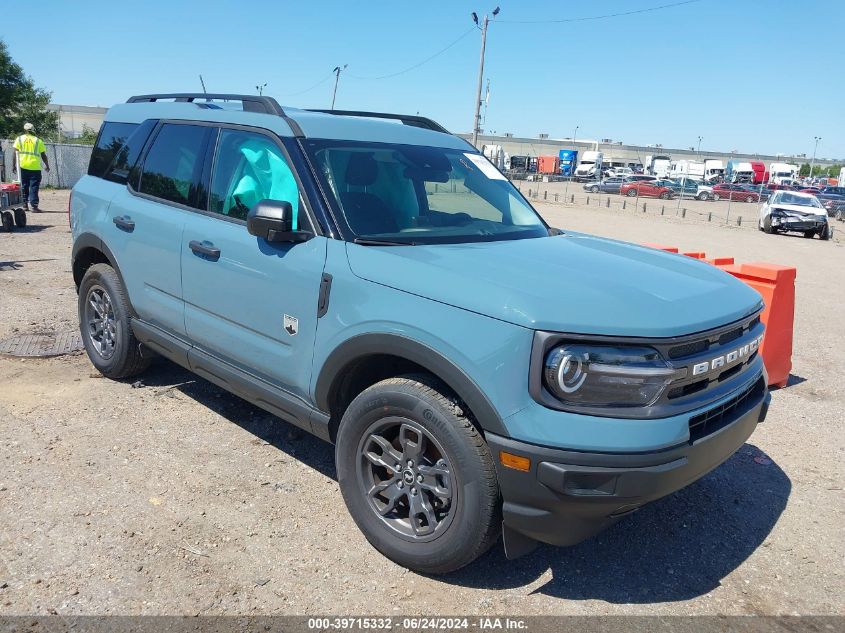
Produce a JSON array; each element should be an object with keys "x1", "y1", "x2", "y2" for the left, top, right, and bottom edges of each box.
[{"x1": 12, "y1": 122, "x2": 50, "y2": 212}]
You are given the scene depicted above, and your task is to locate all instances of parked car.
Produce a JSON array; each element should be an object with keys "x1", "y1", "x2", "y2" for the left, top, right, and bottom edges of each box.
[
  {"x1": 619, "y1": 180, "x2": 676, "y2": 199},
  {"x1": 737, "y1": 184, "x2": 770, "y2": 201},
  {"x1": 625, "y1": 174, "x2": 658, "y2": 183},
  {"x1": 667, "y1": 179, "x2": 714, "y2": 200},
  {"x1": 712, "y1": 183, "x2": 760, "y2": 202},
  {"x1": 759, "y1": 190, "x2": 831, "y2": 239},
  {"x1": 583, "y1": 177, "x2": 626, "y2": 194},
  {"x1": 813, "y1": 186, "x2": 845, "y2": 216},
  {"x1": 70, "y1": 92, "x2": 770, "y2": 573}
]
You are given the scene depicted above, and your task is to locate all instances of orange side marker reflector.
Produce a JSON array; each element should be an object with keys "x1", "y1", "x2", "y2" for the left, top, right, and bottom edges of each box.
[{"x1": 500, "y1": 451, "x2": 531, "y2": 472}]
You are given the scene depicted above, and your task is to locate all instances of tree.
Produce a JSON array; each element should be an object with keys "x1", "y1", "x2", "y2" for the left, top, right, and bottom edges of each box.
[{"x1": 0, "y1": 39, "x2": 59, "y2": 140}]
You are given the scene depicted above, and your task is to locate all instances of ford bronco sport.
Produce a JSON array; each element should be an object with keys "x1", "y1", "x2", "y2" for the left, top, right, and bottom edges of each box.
[{"x1": 71, "y1": 93, "x2": 770, "y2": 573}]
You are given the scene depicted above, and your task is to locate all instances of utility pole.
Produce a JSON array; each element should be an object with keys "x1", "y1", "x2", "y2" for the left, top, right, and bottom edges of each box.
[
  {"x1": 471, "y1": 7, "x2": 499, "y2": 147},
  {"x1": 697, "y1": 135, "x2": 702, "y2": 159},
  {"x1": 331, "y1": 65, "x2": 347, "y2": 111},
  {"x1": 809, "y1": 136, "x2": 821, "y2": 181}
]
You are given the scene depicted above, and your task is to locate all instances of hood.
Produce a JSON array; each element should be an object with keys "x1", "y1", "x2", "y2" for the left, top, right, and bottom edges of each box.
[
  {"x1": 772, "y1": 203, "x2": 826, "y2": 217},
  {"x1": 345, "y1": 234, "x2": 762, "y2": 337}
]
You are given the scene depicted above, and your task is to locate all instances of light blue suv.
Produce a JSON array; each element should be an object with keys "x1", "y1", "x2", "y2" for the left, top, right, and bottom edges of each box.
[{"x1": 71, "y1": 93, "x2": 770, "y2": 573}]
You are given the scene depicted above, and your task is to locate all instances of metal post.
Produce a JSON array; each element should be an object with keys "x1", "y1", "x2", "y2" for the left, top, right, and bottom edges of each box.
[
  {"x1": 471, "y1": 15, "x2": 489, "y2": 148},
  {"x1": 809, "y1": 136, "x2": 821, "y2": 181},
  {"x1": 331, "y1": 65, "x2": 347, "y2": 110}
]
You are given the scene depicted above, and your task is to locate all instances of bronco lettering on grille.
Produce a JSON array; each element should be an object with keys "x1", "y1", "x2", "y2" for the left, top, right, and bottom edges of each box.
[{"x1": 691, "y1": 334, "x2": 763, "y2": 377}]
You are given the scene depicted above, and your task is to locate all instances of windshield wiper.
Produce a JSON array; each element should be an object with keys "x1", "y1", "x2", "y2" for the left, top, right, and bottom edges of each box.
[{"x1": 353, "y1": 237, "x2": 416, "y2": 246}]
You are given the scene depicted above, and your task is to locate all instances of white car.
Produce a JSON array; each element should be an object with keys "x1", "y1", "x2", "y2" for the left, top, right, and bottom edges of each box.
[{"x1": 759, "y1": 191, "x2": 832, "y2": 240}]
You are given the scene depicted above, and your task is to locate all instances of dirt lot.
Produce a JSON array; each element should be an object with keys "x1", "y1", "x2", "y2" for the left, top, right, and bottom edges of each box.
[{"x1": 0, "y1": 189, "x2": 842, "y2": 616}]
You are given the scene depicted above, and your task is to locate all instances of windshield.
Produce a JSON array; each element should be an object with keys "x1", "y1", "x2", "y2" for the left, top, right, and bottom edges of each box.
[
  {"x1": 304, "y1": 140, "x2": 548, "y2": 244},
  {"x1": 776, "y1": 193, "x2": 823, "y2": 208}
]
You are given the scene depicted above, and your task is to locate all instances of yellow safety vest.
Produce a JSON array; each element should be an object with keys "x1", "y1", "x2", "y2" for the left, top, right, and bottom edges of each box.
[{"x1": 13, "y1": 134, "x2": 47, "y2": 171}]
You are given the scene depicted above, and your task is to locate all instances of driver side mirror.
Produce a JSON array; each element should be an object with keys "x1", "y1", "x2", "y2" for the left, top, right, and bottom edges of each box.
[{"x1": 247, "y1": 199, "x2": 313, "y2": 243}]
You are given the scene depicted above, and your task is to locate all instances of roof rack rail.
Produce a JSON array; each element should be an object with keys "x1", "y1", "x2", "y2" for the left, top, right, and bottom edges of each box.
[
  {"x1": 306, "y1": 109, "x2": 450, "y2": 134},
  {"x1": 127, "y1": 93, "x2": 285, "y2": 116}
]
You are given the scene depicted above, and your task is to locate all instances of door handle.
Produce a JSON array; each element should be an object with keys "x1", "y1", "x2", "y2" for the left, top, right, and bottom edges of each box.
[
  {"x1": 113, "y1": 215, "x2": 135, "y2": 232},
  {"x1": 189, "y1": 240, "x2": 221, "y2": 261}
]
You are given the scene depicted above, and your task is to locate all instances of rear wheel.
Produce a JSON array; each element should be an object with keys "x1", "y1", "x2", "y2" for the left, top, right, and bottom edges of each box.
[
  {"x1": 1, "y1": 211, "x2": 12, "y2": 232},
  {"x1": 713, "y1": 193, "x2": 721, "y2": 201},
  {"x1": 626, "y1": 189, "x2": 637, "y2": 197},
  {"x1": 13, "y1": 208, "x2": 26, "y2": 228},
  {"x1": 78, "y1": 263, "x2": 150, "y2": 379},
  {"x1": 590, "y1": 185, "x2": 600, "y2": 193},
  {"x1": 336, "y1": 375, "x2": 500, "y2": 574}
]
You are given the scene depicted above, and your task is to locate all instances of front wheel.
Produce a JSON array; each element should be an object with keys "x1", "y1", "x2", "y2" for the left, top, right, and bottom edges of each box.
[
  {"x1": 803, "y1": 230, "x2": 815, "y2": 239},
  {"x1": 713, "y1": 193, "x2": 721, "y2": 201},
  {"x1": 659, "y1": 191, "x2": 670, "y2": 199},
  {"x1": 819, "y1": 224, "x2": 831, "y2": 241},
  {"x1": 697, "y1": 192, "x2": 708, "y2": 201},
  {"x1": 13, "y1": 208, "x2": 26, "y2": 227},
  {"x1": 746, "y1": 195, "x2": 755, "y2": 203},
  {"x1": 626, "y1": 189, "x2": 637, "y2": 197},
  {"x1": 590, "y1": 185, "x2": 600, "y2": 193},
  {"x1": 78, "y1": 263, "x2": 151, "y2": 379},
  {"x1": 336, "y1": 375, "x2": 500, "y2": 574},
  {"x1": 1, "y1": 211, "x2": 12, "y2": 232}
]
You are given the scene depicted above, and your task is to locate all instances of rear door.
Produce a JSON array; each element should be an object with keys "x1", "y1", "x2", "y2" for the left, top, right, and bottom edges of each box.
[
  {"x1": 105, "y1": 122, "x2": 212, "y2": 337},
  {"x1": 181, "y1": 126, "x2": 328, "y2": 402}
]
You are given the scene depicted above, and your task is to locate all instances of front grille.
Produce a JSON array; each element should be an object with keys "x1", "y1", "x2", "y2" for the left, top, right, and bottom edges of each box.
[
  {"x1": 668, "y1": 339, "x2": 709, "y2": 359},
  {"x1": 688, "y1": 376, "x2": 765, "y2": 443}
]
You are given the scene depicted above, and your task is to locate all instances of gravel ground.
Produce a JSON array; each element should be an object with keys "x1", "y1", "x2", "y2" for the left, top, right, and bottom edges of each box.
[{"x1": 0, "y1": 189, "x2": 842, "y2": 616}]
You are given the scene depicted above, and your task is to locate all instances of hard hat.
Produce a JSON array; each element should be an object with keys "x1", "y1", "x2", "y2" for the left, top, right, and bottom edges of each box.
[{"x1": 23, "y1": 122, "x2": 34, "y2": 131}]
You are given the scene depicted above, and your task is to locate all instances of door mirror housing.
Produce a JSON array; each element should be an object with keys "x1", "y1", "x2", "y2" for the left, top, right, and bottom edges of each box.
[{"x1": 247, "y1": 200, "x2": 312, "y2": 243}]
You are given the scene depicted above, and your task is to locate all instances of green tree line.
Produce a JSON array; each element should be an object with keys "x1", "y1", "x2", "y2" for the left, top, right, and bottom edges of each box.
[
  {"x1": 1, "y1": 38, "x2": 59, "y2": 141},
  {"x1": 798, "y1": 163, "x2": 843, "y2": 179}
]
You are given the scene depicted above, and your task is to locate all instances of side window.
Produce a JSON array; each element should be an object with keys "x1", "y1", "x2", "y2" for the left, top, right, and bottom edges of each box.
[
  {"x1": 139, "y1": 124, "x2": 209, "y2": 207},
  {"x1": 208, "y1": 129, "x2": 300, "y2": 225},
  {"x1": 89, "y1": 122, "x2": 137, "y2": 178},
  {"x1": 106, "y1": 119, "x2": 156, "y2": 185}
]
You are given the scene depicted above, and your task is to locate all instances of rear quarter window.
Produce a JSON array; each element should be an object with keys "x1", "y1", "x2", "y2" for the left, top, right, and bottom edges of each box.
[{"x1": 88, "y1": 120, "x2": 156, "y2": 185}]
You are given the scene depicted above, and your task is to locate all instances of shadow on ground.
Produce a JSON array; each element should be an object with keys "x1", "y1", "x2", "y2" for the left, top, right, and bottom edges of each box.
[{"x1": 132, "y1": 358, "x2": 790, "y2": 604}]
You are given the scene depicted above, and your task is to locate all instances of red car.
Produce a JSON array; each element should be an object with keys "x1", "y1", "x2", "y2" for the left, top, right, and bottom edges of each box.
[
  {"x1": 799, "y1": 187, "x2": 822, "y2": 194},
  {"x1": 619, "y1": 180, "x2": 676, "y2": 199},
  {"x1": 711, "y1": 184, "x2": 760, "y2": 202}
]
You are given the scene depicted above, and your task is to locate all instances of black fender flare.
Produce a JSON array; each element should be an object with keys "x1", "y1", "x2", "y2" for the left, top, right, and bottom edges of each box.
[
  {"x1": 314, "y1": 333, "x2": 510, "y2": 437},
  {"x1": 71, "y1": 233, "x2": 131, "y2": 308}
]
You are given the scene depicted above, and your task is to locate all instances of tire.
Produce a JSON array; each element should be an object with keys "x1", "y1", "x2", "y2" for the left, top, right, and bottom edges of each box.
[
  {"x1": 697, "y1": 192, "x2": 708, "y2": 201},
  {"x1": 13, "y1": 208, "x2": 26, "y2": 228},
  {"x1": 336, "y1": 375, "x2": 500, "y2": 574},
  {"x1": 1, "y1": 211, "x2": 12, "y2": 232},
  {"x1": 746, "y1": 195, "x2": 755, "y2": 203},
  {"x1": 836, "y1": 210, "x2": 844, "y2": 222},
  {"x1": 78, "y1": 263, "x2": 150, "y2": 379},
  {"x1": 763, "y1": 216, "x2": 775, "y2": 234},
  {"x1": 713, "y1": 193, "x2": 721, "y2": 201},
  {"x1": 803, "y1": 230, "x2": 815, "y2": 239},
  {"x1": 659, "y1": 191, "x2": 670, "y2": 200},
  {"x1": 590, "y1": 185, "x2": 600, "y2": 193},
  {"x1": 626, "y1": 189, "x2": 637, "y2": 197},
  {"x1": 819, "y1": 224, "x2": 830, "y2": 241}
]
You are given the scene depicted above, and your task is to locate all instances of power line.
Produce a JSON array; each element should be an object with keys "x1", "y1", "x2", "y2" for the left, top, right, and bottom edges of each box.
[
  {"x1": 497, "y1": 0, "x2": 701, "y2": 24},
  {"x1": 276, "y1": 72, "x2": 335, "y2": 97},
  {"x1": 347, "y1": 27, "x2": 476, "y2": 80}
]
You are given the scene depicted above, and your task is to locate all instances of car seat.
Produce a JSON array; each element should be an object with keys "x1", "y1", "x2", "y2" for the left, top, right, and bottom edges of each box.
[{"x1": 339, "y1": 152, "x2": 399, "y2": 235}]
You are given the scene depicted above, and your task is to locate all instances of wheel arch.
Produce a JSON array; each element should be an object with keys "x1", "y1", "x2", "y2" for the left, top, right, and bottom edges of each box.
[
  {"x1": 72, "y1": 233, "x2": 131, "y2": 309},
  {"x1": 315, "y1": 333, "x2": 509, "y2": 441}
]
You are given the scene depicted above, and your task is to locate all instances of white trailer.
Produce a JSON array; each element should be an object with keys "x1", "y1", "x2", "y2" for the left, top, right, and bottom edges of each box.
[
  {"x1": 768, "y1": 162, "x2": 799, "y2": 186},
  {"x1": 668, "y1": 160, "x2": 705, "y2": 182}
]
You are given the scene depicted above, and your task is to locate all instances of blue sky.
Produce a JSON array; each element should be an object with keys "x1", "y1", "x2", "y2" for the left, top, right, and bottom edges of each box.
[{"x1": 5, "y1": 0, "x2": 843, "y2": 158}]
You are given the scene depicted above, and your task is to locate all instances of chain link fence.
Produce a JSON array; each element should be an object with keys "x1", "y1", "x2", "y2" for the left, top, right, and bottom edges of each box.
[{"x1": 1, "y1": 140, "x2": 93, "y2": 189}]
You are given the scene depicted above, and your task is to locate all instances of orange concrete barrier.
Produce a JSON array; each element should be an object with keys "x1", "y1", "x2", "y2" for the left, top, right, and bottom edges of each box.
[
  {"x1": 713, "y1": 263, "x2": 796, "y2": 388},
  {"x1": 641, "y1": 243, "x2": 795, "y2": 388}
]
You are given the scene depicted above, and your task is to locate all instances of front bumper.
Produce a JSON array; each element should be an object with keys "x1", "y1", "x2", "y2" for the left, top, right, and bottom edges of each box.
[
  {"x1": 488, "y1": 378, "x2": 770, "y2": 550},
  {"x1": 772, "y1": 216, "x2": 826, "y2": 231}
]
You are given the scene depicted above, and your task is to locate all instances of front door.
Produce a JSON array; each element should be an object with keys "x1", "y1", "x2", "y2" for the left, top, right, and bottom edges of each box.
[{"x1": 181, "y1": 127, "x2": 327, "y2": 402}]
